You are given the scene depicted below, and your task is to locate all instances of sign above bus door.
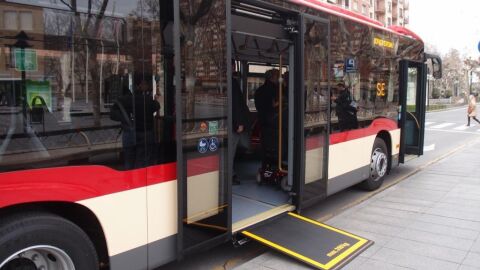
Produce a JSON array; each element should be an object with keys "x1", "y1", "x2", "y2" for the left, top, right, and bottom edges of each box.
[{"x1": 373, "y1": 37, "x2": 394, "y2": 49}]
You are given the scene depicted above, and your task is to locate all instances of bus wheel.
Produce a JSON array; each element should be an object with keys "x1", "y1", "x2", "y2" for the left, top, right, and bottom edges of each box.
[
  {"x1": 361, "y1": 138, "x2": 388, "y2": 191},
  {"x1": 0, "y1": 212, "x2": 99, "y2": 270}
]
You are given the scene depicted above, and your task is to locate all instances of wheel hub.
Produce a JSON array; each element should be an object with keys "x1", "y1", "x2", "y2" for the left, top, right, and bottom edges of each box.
[
  {"x1": 370, "y1": 148, "x2": 387, "y2": 181},
  {"x1": 0, "y1": 246, "x2": 75, "y2": 270}
]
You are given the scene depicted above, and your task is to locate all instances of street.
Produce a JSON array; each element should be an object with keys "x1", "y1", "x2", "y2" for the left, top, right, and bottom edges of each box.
[{"x1": 158, "y1": 106, "x2": 480, "y2": 270}]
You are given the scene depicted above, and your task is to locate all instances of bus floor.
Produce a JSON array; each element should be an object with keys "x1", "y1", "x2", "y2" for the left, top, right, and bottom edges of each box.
[{"x1": 232, "y1": 157, "x2": 290, "y2": 224}]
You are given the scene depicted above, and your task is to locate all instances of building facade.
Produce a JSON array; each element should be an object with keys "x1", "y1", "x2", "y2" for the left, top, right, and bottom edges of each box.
[{"x1": 321, "y1": 0, "x2": 409, "y2": 27}]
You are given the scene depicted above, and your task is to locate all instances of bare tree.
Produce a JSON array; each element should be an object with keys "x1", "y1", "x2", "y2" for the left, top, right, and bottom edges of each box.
[
  {"x1": 464, "y1": 56, "x2": 480, "y2": 94},
  {"x1": 47, "y1": 0, "x2": 110, "y2": 126},
  {"x1": 437, "y1": 49, "x2": 468, "y2": 98},
  {"x1": 179, "y1": 0, "x2": 214, "y2": 121},
  {"x1": 195, "y1": 1, "x2": 227, "y2": 94}
]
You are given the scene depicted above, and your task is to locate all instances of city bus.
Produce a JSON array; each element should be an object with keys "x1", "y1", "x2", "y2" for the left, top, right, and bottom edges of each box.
[{"x1": 0, "y1": 0, "x2": 441, "y2": 269}]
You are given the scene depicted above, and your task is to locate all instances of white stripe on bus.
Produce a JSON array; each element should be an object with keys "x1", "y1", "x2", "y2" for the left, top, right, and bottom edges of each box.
[{"x1": 79, "y1": 180, "x2": 178, "y2": 257}]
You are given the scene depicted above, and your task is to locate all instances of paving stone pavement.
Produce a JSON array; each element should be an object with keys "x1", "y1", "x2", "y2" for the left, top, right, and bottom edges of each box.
[{"x1": 234, "y1": 141, "x2": 480, "y2": 270}]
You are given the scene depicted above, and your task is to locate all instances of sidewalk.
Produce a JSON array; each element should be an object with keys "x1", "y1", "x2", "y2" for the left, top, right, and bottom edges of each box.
[{"x1": 234, "y1": 140, "x2": 480, "y2": 270}]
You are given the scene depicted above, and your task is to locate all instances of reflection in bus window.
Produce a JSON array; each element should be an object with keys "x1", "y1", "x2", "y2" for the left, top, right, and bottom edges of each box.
[
  {"x1": 329, "y1": 18, "x2": 402, "y2": 133},
  {"x1": 0, "y1": 0, "x2": 175, "y2": 172}
]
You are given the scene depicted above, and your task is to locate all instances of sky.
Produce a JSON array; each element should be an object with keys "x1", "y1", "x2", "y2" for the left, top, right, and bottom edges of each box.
[{"x1": 409, "y1": 0, "x2": 480, "y2": 58}]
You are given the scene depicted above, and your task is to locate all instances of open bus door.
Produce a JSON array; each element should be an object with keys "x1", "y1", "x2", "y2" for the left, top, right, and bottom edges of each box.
[
  {"x1": 233, "y1": 6, "x2": 372, "y2": 269},
  {"x1": 399, "y1": 60, "x2": 427, "y2": 162},
  {"x1": 174, "y1": 0, "x2": 231, "y2": 259}
]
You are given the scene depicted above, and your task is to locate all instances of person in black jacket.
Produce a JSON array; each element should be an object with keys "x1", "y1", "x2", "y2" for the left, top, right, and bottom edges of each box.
[
  {"x1": 255, "y1": 69, "x2": 280, "y2": 170},
  {"x1": 110, "y1": 73, "x2": 160, "y2": 169},
  {"x1": 232, "y1": 61, "x2": 251, "y2": 184},
  {"x1": 334, "y1": 83, "x2": 358, "y2": 131}
]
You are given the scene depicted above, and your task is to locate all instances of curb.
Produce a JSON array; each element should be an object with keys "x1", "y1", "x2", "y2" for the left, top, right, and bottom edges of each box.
[
  {"x1": 426, "y1": 105, "x2": 466, "y2": 113},
  {"x1": 317, "y1": 136, "x2": 480, "y2": 222}
]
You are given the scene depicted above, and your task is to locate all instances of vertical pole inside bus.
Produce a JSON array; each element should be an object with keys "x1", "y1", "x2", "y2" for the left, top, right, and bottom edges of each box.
[{"x1": 278, "y1": 53, "x2": 287, "y2": 174}]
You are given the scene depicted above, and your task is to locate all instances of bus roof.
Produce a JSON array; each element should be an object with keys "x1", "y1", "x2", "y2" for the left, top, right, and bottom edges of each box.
[{"x1": 289, "y1": 0, "x2": 423, "y2": 42}]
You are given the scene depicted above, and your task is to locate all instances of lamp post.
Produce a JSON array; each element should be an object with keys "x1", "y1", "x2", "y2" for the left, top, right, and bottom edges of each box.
[
  {"x1": 454, "y1": 78, "x2": 459, "y2": 97},
  {"x1": 470, "y1": 70, "x2": 473, "y2": 95},
  {"x1": 11, "y1": 31, "x2": 32, "y2": 132}
]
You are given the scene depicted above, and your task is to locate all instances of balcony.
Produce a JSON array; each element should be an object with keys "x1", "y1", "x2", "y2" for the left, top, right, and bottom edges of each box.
[
  {"x1": 375, "y1": 1, "x2": 386, "y2": 14},
  {"x1": 392, "y1": 6, "x2": 398, "y2": 17}
]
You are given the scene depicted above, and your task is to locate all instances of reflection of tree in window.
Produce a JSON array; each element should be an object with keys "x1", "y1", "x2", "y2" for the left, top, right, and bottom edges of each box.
[
  {"x1": 304, "y1": 21, "x2": 328, "y2": 124},
  {"x1": 180, "y1": 0, "x2": 227, "y2": 123},
  {"x1": 43, "y1": 0, "x2": 133, "y2": 126}
]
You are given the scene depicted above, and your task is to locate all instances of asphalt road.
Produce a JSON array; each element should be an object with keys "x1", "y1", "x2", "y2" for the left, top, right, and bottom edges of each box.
[{"x1": 158, "y1": 105, "x2": 480, "y2": 270}]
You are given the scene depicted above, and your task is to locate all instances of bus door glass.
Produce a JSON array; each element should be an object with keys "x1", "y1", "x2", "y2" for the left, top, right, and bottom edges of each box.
[
  {"x1": 299, "y1": 15, "x2": 330, "y2": 208},
  {"x1": 174, "y1": 0, "x2": 230, "y2": 256},
  {"x1": 399, "y1": 61, "x2": 427, "y2": 161}
]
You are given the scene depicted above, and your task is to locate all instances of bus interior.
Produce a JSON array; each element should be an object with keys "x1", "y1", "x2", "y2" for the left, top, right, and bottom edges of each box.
[{"x1": 231, "y1": 6, "x2": 296, "y2": 227}]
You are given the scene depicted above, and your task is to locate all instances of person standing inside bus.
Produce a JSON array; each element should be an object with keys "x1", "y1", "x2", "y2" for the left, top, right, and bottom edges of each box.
[
  {"x1": 467, "y1": 93, "x2": 480, "y2": 126},
  {"x1": 255, "y1": 69, "x2": 280, "y2": 170},
  {"x1": 232, "y1": 61, "x2": 251, "y2": 185}
]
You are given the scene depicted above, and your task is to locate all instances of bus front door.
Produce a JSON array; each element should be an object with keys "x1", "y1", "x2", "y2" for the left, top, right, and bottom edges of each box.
[{"x1": 399, "y1": 60, "x2": 427, "y2": 162}]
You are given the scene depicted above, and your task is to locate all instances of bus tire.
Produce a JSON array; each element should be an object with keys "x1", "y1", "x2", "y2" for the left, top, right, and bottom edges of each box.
[
  {"x1": 361, "y1": 138, "x2": 388, "y2": 191},
  {"x1": 0, "y1": 212, "x2": 99, "y2": 270}
]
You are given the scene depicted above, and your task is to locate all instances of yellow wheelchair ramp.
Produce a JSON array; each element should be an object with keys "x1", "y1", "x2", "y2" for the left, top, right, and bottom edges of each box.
[{"x1": 241, "y1": 212, "x2": 373, "y2": 270}]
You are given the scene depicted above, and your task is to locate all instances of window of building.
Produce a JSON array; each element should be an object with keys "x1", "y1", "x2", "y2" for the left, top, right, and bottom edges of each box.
[
  {"x1": 370, "y1": 12, "x2": 374, "y2": 18},
  {"x1": 19, "y1": 11, "x2": 33, "y2": 31},
  {"x1": 353, "y1": 0, "x2": 358, "y2": 10},
  {"x1": 399, "y1": 8, "x2": 403, "y2": 17},
  {"x1": 387, "y1": 17, "x2": 392, "y2": 26},
  {"x1": 388, "y1": 1, "x2": 392, "y2": 12},
  {"x1": 4, "y1": 11, "x2": 17, "y2": 30},
  {"x1": 344, "y1": 0, "x2": 350, "y2": 8},
  {"x1": 362, "y1": 4, "x2": 367, "y2": 15}
]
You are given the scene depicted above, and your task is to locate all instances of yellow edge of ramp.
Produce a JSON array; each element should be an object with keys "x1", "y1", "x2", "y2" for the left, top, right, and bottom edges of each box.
[{"x1": 242, "y1": 212, "x2": 370, "y2": 270}]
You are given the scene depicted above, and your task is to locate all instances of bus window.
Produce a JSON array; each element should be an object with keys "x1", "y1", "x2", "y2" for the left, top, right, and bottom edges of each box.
[
  {"x1": 329, "y1": 18, "x2": 402, "y2": 133},
  {"x1": 0, "y1": 0, "x2": 175, "y2": 172}
]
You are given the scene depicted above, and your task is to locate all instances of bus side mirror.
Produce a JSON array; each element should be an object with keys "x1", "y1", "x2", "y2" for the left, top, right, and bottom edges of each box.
[
  {"x1": 425, "y1": 53, "x2": 442, "y2": 79},
  {"x1": 431, "y1": 57, "x2": 442, "y2": 79}
]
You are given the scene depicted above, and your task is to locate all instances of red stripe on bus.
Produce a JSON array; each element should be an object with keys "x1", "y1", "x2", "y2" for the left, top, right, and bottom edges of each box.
[
  {"x1": 0, "y1": 154, "x2": 223, "y2": 208},
  {"x1": 0, "y1": 166, "x2": 149, "y2": 207},
  {"x1": 306, "y1": 118, "x2": 397, "y2": 150},
  {"x1": 147, "y1": 162, "x2": 177, "y2": 185},
  {"x1": 331, "y1": 118, "x2": 397, "y2": 145},
  {"x1": 187, "y1": 155, "x2": 220, "y2": 177}
]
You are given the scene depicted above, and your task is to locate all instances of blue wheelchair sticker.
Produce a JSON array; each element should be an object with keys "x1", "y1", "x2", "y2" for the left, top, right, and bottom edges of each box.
[{"x1": 209, "y1": 137, "x2": 219, "y2": 152}]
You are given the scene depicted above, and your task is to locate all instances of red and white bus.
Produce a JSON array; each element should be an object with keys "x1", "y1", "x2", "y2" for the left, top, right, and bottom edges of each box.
[{"x1": 0, "y1": 0, "x2": 441, "y2": 269}]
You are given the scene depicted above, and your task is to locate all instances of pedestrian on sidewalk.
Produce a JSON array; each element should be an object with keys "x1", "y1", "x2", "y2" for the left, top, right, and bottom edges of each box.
[{"x1": 467, "y1": 93, "x2": 480, "y2": 126}]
